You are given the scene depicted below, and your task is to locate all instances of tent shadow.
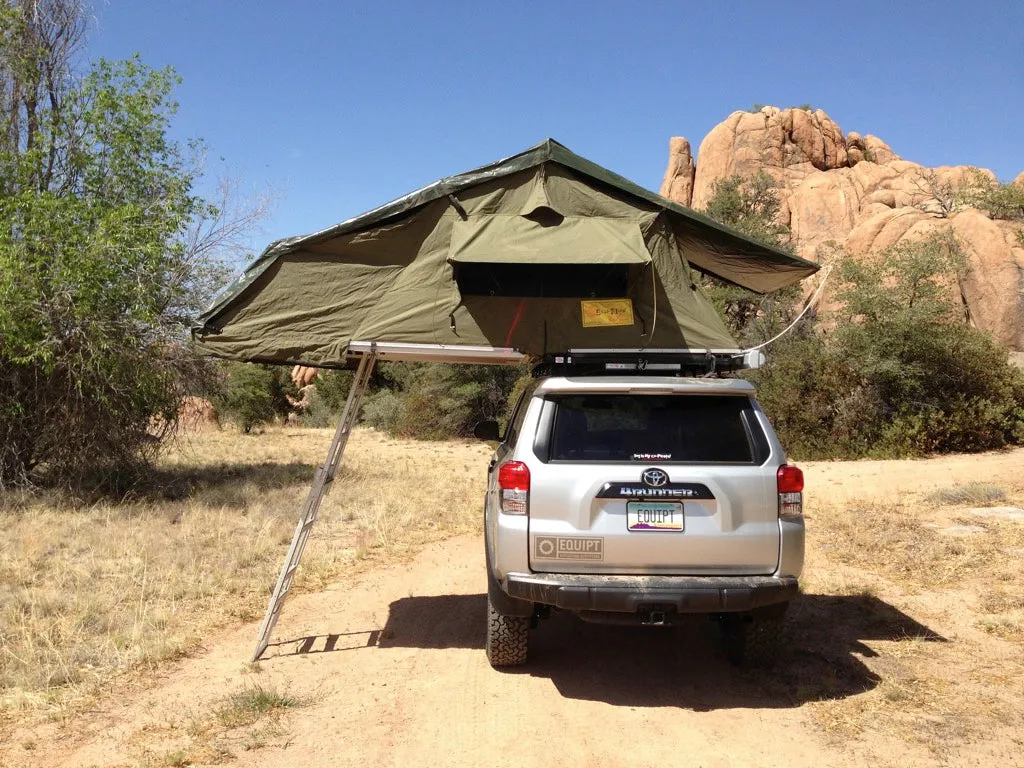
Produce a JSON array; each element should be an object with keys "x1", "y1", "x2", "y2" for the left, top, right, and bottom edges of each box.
[
  {"x1": 139, "y1": 461, "x2": 320, "y2": 503},
  {"x1": 377, "y1": 591, "x2": 945, "y2": 711}
]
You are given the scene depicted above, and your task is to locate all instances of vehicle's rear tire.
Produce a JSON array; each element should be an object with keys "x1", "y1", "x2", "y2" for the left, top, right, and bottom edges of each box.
[
  {"x1": 486, "y1": 595, "x2": 529, "y2": 667},
  {"x1": 720, "y1": 613, "x2": 785, "y2": 668},
  {"x1": 720, "y1": 615, "x2": 747, "y2": 666}
]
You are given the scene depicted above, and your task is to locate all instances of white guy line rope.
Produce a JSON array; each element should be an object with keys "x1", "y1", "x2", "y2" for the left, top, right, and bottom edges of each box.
[{"x1": 733, "y1": 264, "x2": 834, "y2": 356}]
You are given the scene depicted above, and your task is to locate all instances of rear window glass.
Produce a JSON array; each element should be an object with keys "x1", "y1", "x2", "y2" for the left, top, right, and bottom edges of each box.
[{"x1": 549, "y1": 394, "x2": 756, "y2": 463}]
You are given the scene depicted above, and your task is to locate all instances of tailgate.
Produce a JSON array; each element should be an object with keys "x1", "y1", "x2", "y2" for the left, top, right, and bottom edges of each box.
[{"x1": 525, "y1": 392, "x2": 780, "y2": 576}]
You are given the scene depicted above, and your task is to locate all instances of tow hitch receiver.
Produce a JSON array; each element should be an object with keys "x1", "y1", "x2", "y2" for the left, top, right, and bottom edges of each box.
[{"x1": 641, "y1": 609, "x2": 668, "y2": 626}]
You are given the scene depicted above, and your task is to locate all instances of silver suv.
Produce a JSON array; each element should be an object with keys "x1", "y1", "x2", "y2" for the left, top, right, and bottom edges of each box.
[{"x1": 475, "y1": 374, "x2": 804, "y2": 667}]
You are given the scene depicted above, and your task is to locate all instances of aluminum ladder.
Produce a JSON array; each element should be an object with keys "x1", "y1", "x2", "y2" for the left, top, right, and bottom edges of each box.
[{"x1": 251, "y1": 348, "x2": 377, "y2": 661}]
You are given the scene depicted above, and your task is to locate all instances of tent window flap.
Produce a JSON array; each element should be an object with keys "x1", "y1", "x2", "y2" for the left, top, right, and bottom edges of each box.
[{"x1": 447, "y1": 214, "x2": 651, "y2": 265}]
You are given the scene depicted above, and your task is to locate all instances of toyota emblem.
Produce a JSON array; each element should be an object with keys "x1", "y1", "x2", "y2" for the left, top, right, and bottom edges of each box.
[{"x1": 641, "y1": 468, "x2": 669, "y2": 487}]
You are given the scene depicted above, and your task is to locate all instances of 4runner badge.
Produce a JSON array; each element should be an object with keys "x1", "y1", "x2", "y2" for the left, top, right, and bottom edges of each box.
[{"x1": 534, "y1": 536, "x2": 604, "y2": 561}]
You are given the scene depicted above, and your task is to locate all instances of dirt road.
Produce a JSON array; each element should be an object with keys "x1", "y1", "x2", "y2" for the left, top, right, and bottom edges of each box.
[
  {"x1": 9, "y1": 450, "x2": 1024, "y2": 768},
  {"x1": 28, "y1": 536, "x2": 838, "y2": 768}
]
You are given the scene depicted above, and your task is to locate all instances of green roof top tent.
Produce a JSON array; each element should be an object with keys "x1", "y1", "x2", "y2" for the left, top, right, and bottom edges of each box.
[
  {"x1": 204, "y1": 140, "x2": 821, "y2": 661},
  {"x1": 192, "y1": 139, "x2": 818, "y2": 368}
]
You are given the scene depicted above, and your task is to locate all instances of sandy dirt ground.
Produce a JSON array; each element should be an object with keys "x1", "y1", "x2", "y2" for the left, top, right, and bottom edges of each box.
[{"x1": 5, "y1": 448, "x2": 1024, "y2": 768}]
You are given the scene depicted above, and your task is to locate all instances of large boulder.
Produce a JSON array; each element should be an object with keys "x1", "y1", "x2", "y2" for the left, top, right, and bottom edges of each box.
[
  {"x1": 659, "y1": 107, "x2": 1024, "y2": 350},
  {"x1": 690, "y1": 106, "x2": 851, "y2": 210}
]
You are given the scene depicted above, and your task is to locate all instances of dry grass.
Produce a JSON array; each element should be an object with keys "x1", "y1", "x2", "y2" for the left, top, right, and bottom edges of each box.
[
  {"x1": 124, "y1": 680, "x2": 306, "y2": 767},
  {"x1": 925, "y1": 482, "x2": 1009, "y2": 507},
  {"x1": 811, "y1": 500, "x2": 1024, "y2": 590},
  {"x1": 0, "y1": 426, "x2": 490, "y2": 717},
  {"x1": 4, "y1": 427, "x2": 1024, "y2": 765},
  {"x1": 799, "y1": 481, "x2": 1024, "y2": 756}
]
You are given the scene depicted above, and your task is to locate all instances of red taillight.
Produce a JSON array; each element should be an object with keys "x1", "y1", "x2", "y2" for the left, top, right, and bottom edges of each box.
[
  {"x1": 498, "y1": 461, "x2": 530, "y2": 515},
  {"x1": 777, "y1": 465, "x2": 804, "y2": 493},
  {"x1": 777, "y1": 464, "x2": 803, "y2": 520},
  {"x1": 498, "y1": 461, "x2": 530, "y2": 491}
]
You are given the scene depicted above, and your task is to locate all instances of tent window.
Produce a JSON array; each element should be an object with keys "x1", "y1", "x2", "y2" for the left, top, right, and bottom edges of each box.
[{"x1": 455, "y1": 262, "x2": 630, "y2": 299}]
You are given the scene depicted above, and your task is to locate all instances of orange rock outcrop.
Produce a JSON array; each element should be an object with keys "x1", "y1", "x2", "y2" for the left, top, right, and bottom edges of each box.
[{"x1": 660, "y1": 106, "x2": 1024, "y2": 350}]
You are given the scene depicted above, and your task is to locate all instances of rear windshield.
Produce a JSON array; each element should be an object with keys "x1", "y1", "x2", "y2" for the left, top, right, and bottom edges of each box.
[{"x1": 549, "y1": 394, "x2": 758, "y2": 463}]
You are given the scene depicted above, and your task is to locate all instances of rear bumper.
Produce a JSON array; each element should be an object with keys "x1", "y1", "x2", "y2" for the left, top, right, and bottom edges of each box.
[{"x1": 503, "y1": 572, "x2": 798, "y2": 614}]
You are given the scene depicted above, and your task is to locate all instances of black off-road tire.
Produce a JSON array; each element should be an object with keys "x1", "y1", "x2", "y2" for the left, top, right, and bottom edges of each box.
[
  {"x1": 720, "y1": 613, "x2": 785, "y2": 668},
  {"x1": 720, "y1": 615, "x2": 748, "y2": 666},
  {"x1": 486, "y1": 595, "x2": 529, "y2": 667}
]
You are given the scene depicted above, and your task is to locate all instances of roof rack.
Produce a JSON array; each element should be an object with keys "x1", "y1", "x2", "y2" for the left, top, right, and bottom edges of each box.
[
  {"x1": 341, "y1": 341, "x2": 765, "y2": 377},
  {"x1": 532, "y1": 349, "x2": 764, "y2": 378}
]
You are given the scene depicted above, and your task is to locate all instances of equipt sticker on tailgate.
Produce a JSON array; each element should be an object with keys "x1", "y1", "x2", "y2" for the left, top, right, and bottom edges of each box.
[{"x1": 534, "y1": 536, "x2": 604, "y2": 561}]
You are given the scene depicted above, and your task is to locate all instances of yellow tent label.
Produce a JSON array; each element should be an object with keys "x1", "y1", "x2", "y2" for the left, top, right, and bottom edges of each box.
[{"x1": 580, "y1": 299, "x2": 635, "y2": 328}]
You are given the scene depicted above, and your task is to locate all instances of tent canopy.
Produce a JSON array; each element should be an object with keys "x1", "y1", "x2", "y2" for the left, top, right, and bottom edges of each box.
[{"x1": 193, "y1": 139, "x2": 819, "y2": 367}]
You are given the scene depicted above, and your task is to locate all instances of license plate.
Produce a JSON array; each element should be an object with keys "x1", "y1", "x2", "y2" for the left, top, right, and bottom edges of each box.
[{"x1": 627, "y1": 501, "x2": 684, "y2": 532}]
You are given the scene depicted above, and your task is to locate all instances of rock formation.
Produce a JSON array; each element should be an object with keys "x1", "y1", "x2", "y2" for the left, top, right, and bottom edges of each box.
[
  {"x1": 660, "y1": 106, "x2": 1024, "y2": 350},
  {"x1": 178, "y1": 396, "x2": 220, "y2": 431},
  {"x1": 292, "y1": 364, "x2": 318, "y2": 388},
  {"x1": 658, "y1": 137, "x2": 696, "y2": 207}
]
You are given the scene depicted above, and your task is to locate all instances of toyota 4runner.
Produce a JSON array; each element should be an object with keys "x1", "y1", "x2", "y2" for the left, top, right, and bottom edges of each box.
[{"x1": 475, "y1": 372, "x2": 804, "y2": 667}]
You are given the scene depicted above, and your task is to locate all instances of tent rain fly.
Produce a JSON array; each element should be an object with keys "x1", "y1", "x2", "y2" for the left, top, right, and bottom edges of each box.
[{"x1": 192, "y1": 139, "x2": 819, "y2": 367}]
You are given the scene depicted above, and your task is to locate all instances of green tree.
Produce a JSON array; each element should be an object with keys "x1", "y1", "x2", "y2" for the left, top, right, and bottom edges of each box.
[
  {"x1": 0, "y1": 2, "x2": 260, "y2": 487},
  {"x1": 957, "y1": 168, "x2": 1024, "y2": 222},
  {"x1": 700, "y1": 171, "x2": 800, "y2": 344}
]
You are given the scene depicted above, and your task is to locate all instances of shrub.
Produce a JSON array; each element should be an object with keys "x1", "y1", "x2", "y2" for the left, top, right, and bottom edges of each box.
[
  {"x1": 314, "y1": 370, "x2": 355, "y2": 412},
  {"x1": 753, "y1": 234, "x2": 1024, "y2": 458},
  {"x1": 213, "y1": 363, "x2": 291, "y2": 433},
  {"x1": 361, "y1": 363, "x2": 527, "y2": 440},
  {"x1": 502, "y1": 372, "x2": 537, "y2": 431},
  {"x1": 958, "y1": 168, "x2": 1024, "y2": 221},
  {"x1": 0, "y1": 8, "x2": 261, "y2": 488},
  {"x1": 293, "y1": 369, "x2": 355, "y2": 428}
]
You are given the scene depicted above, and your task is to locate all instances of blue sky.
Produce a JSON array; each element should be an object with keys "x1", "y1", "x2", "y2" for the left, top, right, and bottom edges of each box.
[{"x1": 90, "y1": 1, "x2": 1024, "y2": 255}]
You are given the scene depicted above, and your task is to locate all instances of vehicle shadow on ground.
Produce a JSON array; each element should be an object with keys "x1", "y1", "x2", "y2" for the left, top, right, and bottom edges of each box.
[{"x1": 377, "y1": 592, "x2": 945, "y2": 710}]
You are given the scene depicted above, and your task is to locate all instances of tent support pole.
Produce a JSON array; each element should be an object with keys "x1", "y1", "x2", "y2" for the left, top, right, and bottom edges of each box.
[{"x1": 251, "y1": 348, "x2": 378, "y2": 661}]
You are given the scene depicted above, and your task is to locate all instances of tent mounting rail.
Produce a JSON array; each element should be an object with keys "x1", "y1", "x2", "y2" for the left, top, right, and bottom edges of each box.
[
  {"x1": 534, "y1": 348, "x2": 761, "y2": 377},
  {"x1": 346, "y1": 340, "x2": 528, "y2": 365}
]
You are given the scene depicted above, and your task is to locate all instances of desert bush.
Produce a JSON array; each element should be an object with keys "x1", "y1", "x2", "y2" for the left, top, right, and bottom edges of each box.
[
  {"x1": 958, "y1": 168, "x2": 1024, "y2": 221},
  {"x1": 702, "y1": 171, "x2": 792, "y2": 250},
  {"x1": 753, "y1": 234, "x2": 1024, "y2": 458},
  {"x1": 292, "y1": 369, "x2": 354, "y2": 428},
  {"x1": 362, "y1": 363, "x2": 527, "y2": 440},
  {"x1": 212, "y1": 363, "x2": 292, "y2": 433},
  {"x1": 314, "y1": 369, "x2": 355, "y2": 412},
  {"x1": 502, "y1": 372, "x2": 537, "y2": 431}
]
